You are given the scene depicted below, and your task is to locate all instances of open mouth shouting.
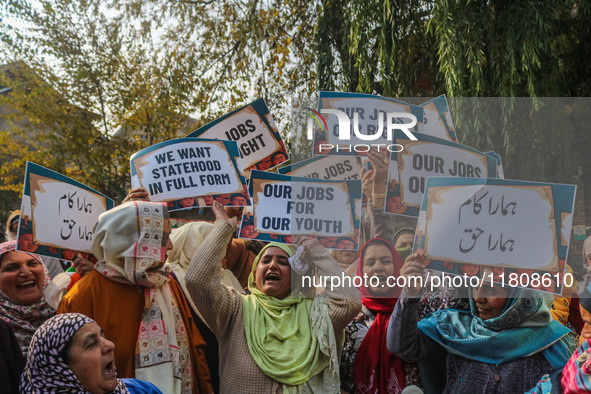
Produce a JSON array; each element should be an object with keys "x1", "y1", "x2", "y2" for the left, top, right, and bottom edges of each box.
[
  {"x1": 103, "y1": 359, "x2": 117, "y2": 380},
  {"x1": 17, "y1": 279, "x2": 37, "y2": 290},
  {"x1": 265, "y1": 272, "x2": 281, "y2": 283},
  {"x1": 254, "y1": 246, "x2": 292, "y2": 300}
]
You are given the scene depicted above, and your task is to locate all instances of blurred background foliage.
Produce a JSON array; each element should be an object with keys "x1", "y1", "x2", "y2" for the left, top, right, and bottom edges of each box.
[{"x1": 0, "y1": 0, "x2": 589, "y2": 210}]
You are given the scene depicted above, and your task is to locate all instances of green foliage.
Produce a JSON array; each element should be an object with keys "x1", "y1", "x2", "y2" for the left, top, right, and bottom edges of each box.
[
  {"x1": 316, "y1": 0, "x2": 590, "y2": 184},
  {"x1": 0, "y1": 0, "x2": 319, "y2": 203},
  {"x1": 0, "y1": 0, "x2": 589, "y2": 209}
]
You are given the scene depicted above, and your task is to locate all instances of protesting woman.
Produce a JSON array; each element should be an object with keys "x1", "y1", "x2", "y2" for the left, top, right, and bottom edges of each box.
[
  {"x1": 387, "y1": 250, "x2": 577, "y2": 393},
  {"x1": 0, "y1": 240, "x2": 64, "y2": 356},
  {"x1": 340, "y1": 238, "x2": 418, "y2": 393},
  {"x1": 186, "y1": 201, "x2": 361, "y2": 393},
  {"x1": 58, "y1": 201, "x2": 213, "y2": 394},
  {"x1": 21, "y1": 313, "x2": 161, "y2": 393}
]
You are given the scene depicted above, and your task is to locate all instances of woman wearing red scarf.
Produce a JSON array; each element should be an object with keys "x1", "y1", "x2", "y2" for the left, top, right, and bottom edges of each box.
[{"x1": 340, "y1": 237, "x2": 417, "y2": 393}]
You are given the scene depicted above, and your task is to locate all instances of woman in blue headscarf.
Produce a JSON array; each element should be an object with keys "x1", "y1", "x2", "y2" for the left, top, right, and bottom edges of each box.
[{"x1": 387, "y1": 250, "x2": 577, "y2": 393}]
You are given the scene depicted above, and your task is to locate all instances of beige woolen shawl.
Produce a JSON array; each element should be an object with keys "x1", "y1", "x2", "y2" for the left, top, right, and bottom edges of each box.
[{"x1": 167, "y1": 221, "x2": 243, "y2": 328}]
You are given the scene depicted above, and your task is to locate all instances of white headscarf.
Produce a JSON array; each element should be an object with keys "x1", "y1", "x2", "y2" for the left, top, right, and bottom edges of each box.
[{"x1": 167, "y1": 221, "x2": 244, "y2": 327}]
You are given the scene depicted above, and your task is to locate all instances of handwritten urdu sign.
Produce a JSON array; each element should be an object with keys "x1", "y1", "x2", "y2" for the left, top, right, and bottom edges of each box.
[
  {"x1": 414, "y1": 177, "x2": 575, "y2": 295},
  {"x1": 17, "y1": 162, "x2": 114, "y2": 260}
]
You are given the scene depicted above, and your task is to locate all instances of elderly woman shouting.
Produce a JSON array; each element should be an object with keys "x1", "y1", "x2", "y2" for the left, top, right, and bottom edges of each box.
[
  {"x1": 186, "y1": 202, "x2": 361, "y2": 393},
  {"x1": 21, "y1": 313, "x2": 162, "y2": 393},
  {"x1": 58, "y1": 201, "x2": 212, "y2": 394}
]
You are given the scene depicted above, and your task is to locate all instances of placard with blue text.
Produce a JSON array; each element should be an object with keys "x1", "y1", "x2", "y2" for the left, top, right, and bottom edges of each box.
[{"x1": 240, "y1": 170, "x2": 362, "y2": 250}]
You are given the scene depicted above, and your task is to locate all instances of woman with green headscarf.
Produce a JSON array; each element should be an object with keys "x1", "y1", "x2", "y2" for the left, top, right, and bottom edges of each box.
[{"x1": 186, "y1": 202, "x2": 361, "y2": 393}]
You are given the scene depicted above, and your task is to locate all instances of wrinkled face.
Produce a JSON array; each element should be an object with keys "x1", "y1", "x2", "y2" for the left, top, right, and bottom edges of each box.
[
  {"x1": 394, "y1": 233, "x2": 414, "y2": 249},
  {"x1": 254, "y1": 247, "x2": 291, "y2": 299},
  {"x1": 0, "y1": 251, "x2": 45, "y2": 305},
  {"x1": 19, "y1": 234, "x2": 38, "y2": 253},
  {"x1": 387, "y1": 196, "x2": 406, "y2": 214},
  {"x1": 472, "y1": 285, "x2": 509, "y2": 320},
  {"x1": 333, "y1": 249, "x2": 360, "y2": 268},
  {"x1": 362, "y1": 244, "x2": 395, "y2": 296},
  {"x1": 66, "y1": 323, "x2": 118, "y2": 394},
  {"x1": 581, "y1": 306, "x2": 591, "y2": 340}
]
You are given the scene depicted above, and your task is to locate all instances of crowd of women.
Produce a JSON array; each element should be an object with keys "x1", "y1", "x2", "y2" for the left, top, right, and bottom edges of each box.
[{"x1": 2, "y1": 148, "x2": 591, "y2": 393}]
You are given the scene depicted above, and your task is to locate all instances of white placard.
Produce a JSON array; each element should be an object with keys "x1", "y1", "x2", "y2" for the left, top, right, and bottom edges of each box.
[
  {"x1": 425, "y1": 184, "x2": 558, "y2": 270},
  {"x1": 132, "y1": 140, "x2": 244, "y2": 201},
  {"x1": 253, "y1": 181, "x2": 353, "y2": 236},
  {"x1": 396, "y1": 141, "x2": 489, "y2": 207}
]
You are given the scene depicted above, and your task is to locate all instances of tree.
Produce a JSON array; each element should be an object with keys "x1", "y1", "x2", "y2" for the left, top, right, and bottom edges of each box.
[
  {"x1": 0, "y1": 0, "x2": 319, "y2": 202},
  {"x1": 316, "y1": 0, "x2": 590, "y2": 184}
]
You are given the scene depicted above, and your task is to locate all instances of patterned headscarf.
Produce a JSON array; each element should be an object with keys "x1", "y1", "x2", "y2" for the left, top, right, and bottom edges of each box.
[
  {"x1": 419, "y1": 288, "x2": 576, "y2": 367},
  {"x1": 0, "y1": 240, "x2": 54, "y2": 355},
  {"x1": 20, "y1": 313, "x2": 128, "y2": 393},
  {"x1": 561, "y1": 338, "x2": 591, "y2": 393},
  {"x1": 92, "y1": 201, "x2": 192, "y2": 393}
]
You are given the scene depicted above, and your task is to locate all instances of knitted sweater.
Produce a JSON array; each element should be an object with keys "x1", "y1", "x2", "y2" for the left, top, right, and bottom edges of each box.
[{"x1": 185, "y1": 221, "x2": 361, "y2": 393}]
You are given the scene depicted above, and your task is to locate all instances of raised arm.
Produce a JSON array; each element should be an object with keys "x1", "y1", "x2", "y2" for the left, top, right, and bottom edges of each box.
[
  {"x1": 386, "y1": 250, "x2": 443, "y2": 361},
  {"x1": 185, "y1": 201, "x2": 241, "y2": 334},
  {"x1": 365, "y1": 149, "x2": 396, "y2": 243},
  {"x1": 298, "y1": 236, "x2": 361, "y2": 331}
]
